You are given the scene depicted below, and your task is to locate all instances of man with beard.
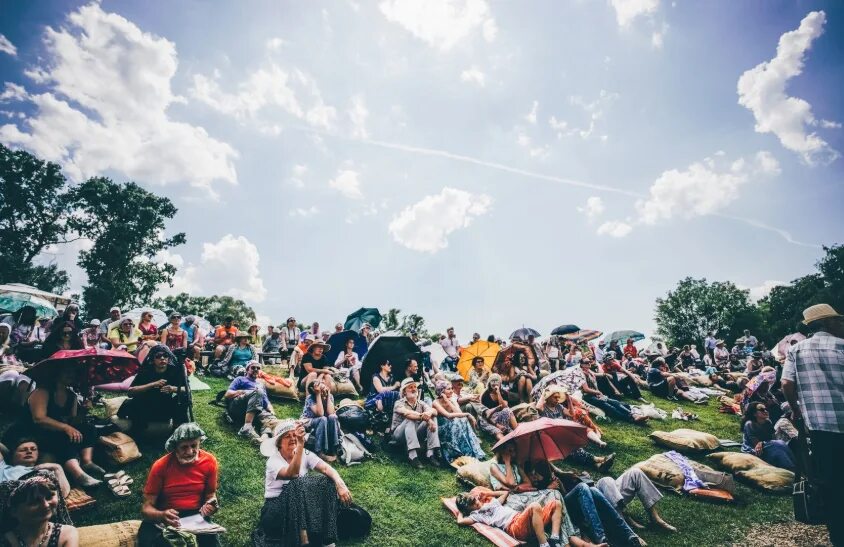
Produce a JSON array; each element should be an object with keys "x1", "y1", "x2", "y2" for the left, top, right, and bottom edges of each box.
[
  {"x1": 225, "y1": 362, "x2": 276, "y2": 443},
  {"x1": 140, "y1": 423, "x2": 222, "y2": 546}
]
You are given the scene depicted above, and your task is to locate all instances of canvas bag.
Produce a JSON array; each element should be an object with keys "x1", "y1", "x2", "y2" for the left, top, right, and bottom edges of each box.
[
  {"x1": 339, "y1": 433, "x2": 371, "y2": 466},
  {"x1": 99, "y1": 431, "x2": 142, "y2": 464}
]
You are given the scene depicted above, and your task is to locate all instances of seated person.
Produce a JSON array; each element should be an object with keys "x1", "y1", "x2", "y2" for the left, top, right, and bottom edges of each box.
[
  {"x1": 224, "y1": 362, "x2": 275, "y2": 443},
  {"x1": 741, "y1": 403, "x2": 796, "y2": 471},
  {"x1": 159, "y1": 312, "x2": 188, "y2": 361},
  {"x1": 261, "y1": 330, "x2": 283, "y2": 362},
  {"x1": 253, "y1": 420, "x2": 353, "y2": 547},
  {"x1": 564, "y1": 345, "x2": 583, "y2": 369},
  {"x1": 599, "y1": 354, "x2": 643, "y2": 401},
  {"x1": 622, "y1": 339, "x2": 638, "y2": 359},
  {"x1": 218, "y1": 332, "x2": 256, "y2": 375},
  {"x1": 0, "y1": 369, "x2": 34, "y2": 416},
  {"x1": 213, "y1": 317, "x2": 238, "y2": 361},
  {"x1": 334, "y1": 337, "x2": 363, "y2": 391},
  {"x1": 596, "y1": 468, "x2": 675, "y2": 532},
  {"x1": 108, "y1": 318, "x2": 142, "y2": 354},
  {"x1": 566, "y1": 360, "x2": 646, "y2": 425},
  {"x1": 300, "y1": 379, "x2": 341, "y2": 462},
  {"x1": 363, "y1": 360, "x2": 400, "y2": 430},
  {"x1": 713, "y1": 340, "x2": 730, "y2": 370},
  {"x1": 5, "y1": 367, "x2": 102, "y2": 487},
  {"x1": 136, "y1": 311, "x2": 159, "y2": 342},
  {"x1": 296, "y1": 340, "x2": 334, "y2": 393},
  {"x1": 80, "y1": 320, "x2": 102, "y2": 349},
  {"x1": 181, "y1": 316, "x2": 205, "y2": 363},
  {"x1": 0, "y1": 469, "x2": 78, "y2": 547},
  {"x1": 467, "y1": 356, "x2": 489, "y2": 394},
  {"x1": 537, "y1": 386, "x2": 607, "y2": 448},
  {"x1": 40, "y1": 322, "x2": 84, "y2": 359},
  {"x1": 391, "y1": 378, "x2": 442, "y2": 468},
  {"x1": 450, "y1": 372, "x2": 500, "y2": 439},
  {"x1": 480, "y1": 374, "x2": 519, "y2": 438},
  {"x1": 646, "y1": 359, "x2": 698, "y2": 403},
  {"x1": 744, "y1": 351, "x2": 765, "y2": 379},
  {"x1": 493, "y1": 351, "x2": 532, "y2": 403},
  {"x1": 0, "y1": 438, "x2": 70, "y2": 496},
  {"x1": 140, "y1": 423, "x2": 221, "y2": 547},
  {"x1": 456, "y1": 490, "x2": 566, "y2": 547},
  {"x1": 525, "y1": 460, "x2": 643, "y2": 547},
  {"x1": 432, "y1": 380, "x2": 485, "y2": 463},
  {"x1": 118, "y1": 345, "x2": 189, "y2": 435}
]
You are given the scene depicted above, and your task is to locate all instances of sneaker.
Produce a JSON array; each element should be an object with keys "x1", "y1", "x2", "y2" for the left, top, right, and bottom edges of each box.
[
  {"x1": 238, "y1": 426, "x2": 260, "y2": 442},
  {"x1": 408, "y1": 457, "x2": 424, "y2": 470},
  {"x1": 597, "y1": 453, "x2": 616, "y2": 473}
]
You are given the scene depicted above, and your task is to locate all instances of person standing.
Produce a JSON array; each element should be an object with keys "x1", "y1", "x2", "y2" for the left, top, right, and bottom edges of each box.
[
  {"x1": 704, "y1": 331, "x2": 717, "y2": 362},
  {"x1": 782, "y1": 304, "x2": 844, "y2": 546},
  {"x1": 440, "y1": 327, "x2": 460, "y2": 372}
]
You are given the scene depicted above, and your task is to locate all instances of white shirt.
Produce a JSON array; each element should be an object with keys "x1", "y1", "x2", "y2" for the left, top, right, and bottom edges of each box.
[
  {"x1": 594, "y1": 347, "x2": 606, "y2": 363},
  {"x1": 264, "y1": 449, "x2": 321, "y2": 498},
  {"x1": 469, "y1": 499, "x2": 518, "y2": 529},
  {"x1": 335, "y1": 350, "x2": 362, "y2": 371},
  {"x1": 441, "y1": 336, "x2": 459, "y2": 358}
]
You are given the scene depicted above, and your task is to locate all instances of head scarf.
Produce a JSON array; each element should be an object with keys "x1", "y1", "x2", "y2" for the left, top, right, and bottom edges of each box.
[
  {"x1": 435, "y1": 380, "x2": 449, "y2": 397},
  {"x1": 0, "y1": 469, "x2": 71, "y2": 532},
  {"x1": 142, "y1": 344, "x2": 177, "y2": 370},
  {"x1": 165, "y1": 422, "x2": 207, "y2": 452}
]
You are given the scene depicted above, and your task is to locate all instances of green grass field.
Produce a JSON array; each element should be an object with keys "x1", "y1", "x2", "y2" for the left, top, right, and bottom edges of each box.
[{"x1": 15, "y1": 378, "x2": 794, "y2": 546}]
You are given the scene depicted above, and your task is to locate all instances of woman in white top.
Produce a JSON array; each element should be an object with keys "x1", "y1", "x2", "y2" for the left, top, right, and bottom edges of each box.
[
  {"x1": 253, "y1": 420, "x2": 352, "y2": 547},
  {"x1": 334, "y1": 338, "x2": 362, "y2": 390}
]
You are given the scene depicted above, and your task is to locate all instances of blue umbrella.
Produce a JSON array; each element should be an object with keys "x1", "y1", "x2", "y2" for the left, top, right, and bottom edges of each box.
[
  {"x1": 344, "y1": 307, "x2": 382, "y2": 331},
  {"x1": 325, "y1": 330, "x2": 369, "y2": 364}
]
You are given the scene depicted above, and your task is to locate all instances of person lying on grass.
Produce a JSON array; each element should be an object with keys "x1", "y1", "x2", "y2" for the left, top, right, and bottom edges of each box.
[
  {"x1": 455, "y1": 490, "x2": 568, "y2": 547},
  {"x1": 0, "y1": 438, "x2": 71, "y2": 497}
]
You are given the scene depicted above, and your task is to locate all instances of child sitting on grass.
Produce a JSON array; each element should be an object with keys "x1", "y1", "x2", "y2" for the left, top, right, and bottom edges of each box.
[{"x1": 456, "y1": 489, "x2": 565, "y2": 547}]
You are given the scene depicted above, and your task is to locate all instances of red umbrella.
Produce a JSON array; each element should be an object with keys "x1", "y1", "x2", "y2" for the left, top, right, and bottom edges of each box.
[
  {"x1": 492, "y1": 417, "x2": 589, "y2": 463},
  {"x1": 24, "y1": 348, "x2": 140, "y2": 388}
]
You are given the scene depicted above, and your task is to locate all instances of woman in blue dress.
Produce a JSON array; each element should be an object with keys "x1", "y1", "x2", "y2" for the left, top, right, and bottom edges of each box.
[
  {"x1": 218, "y1": 331, "x2": 256, "y2": 374},
  {"x1": 432, "y1": 380, "x2": 485, "y2": 463}
]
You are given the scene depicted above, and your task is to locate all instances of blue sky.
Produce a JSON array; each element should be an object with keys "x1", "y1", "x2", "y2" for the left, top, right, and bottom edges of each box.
[{"x1": 1, "y1": 0, "x2": 842, "y2": 338}]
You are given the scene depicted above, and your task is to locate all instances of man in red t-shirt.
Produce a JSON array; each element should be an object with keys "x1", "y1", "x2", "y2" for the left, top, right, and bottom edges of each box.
[
  {"x1": 140, "y1": 423, "x2": 221, "y2": 546},
  {"x1": 601, "y1": 353, "x2": 645, "y2": 401},
  {"x1": 213, "y1": 316, "x2": 238, "y2": 360}
]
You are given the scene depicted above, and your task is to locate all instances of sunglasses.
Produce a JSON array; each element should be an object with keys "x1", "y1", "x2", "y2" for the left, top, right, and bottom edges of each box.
[{"x1": 756, "y1": 407, "x2": 768, "y2": 412}]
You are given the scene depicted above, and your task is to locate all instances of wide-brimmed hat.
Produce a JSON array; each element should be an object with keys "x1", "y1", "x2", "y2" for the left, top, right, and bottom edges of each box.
[
  {"x1": 88, "y1": 319, "x2": 101, "y2": 327},
  {"x1": 307, "y1": 340, "x2": 331, "y2": 353},
  {"x1": 109, "y1": 306, "x2": 121, "y2": 313},
  {"x1": 165, "y1": 422, "x2": 207, "y2": 452},
  {"x1": 400, "y1": 377, "x2": 419, "y2": 395},
  {"x1": 447, "y1": 373, "x2": 464, "y2": 384},
  {"x1": 233, "y1": 331, "x2": 251, "y2": 341},
  {"x1": 543, "y1": 384, "x2": 568, "y2": 401},
  {"x1": 715, "y1": 339, "x2": 725, "y2": 346},
  {"x1": 802, "y1": 303, "x2": 842, "y2": 325},
  {"x1": 259, "y1": 419, "x2": 298, "y2": 457},
  {"x1": 169, "y1": 311, "x2": 182, "y2": 320}
]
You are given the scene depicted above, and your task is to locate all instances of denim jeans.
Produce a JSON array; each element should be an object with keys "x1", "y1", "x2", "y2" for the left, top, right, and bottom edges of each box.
[
  {"x1": 583, "y1": 394, "x2": 634, "y2": 422},
  {"x1": 308, "y1": 415, "x2": 341, "y2": 456},
  {"x1": 564, "y1": 482, "x2": 636, "y2": 545}
]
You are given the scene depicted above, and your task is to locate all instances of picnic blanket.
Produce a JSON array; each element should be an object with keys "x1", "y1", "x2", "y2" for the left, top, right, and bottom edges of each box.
[{"x1": 441, "y1": 497, "x2": 523, "y2": 547}]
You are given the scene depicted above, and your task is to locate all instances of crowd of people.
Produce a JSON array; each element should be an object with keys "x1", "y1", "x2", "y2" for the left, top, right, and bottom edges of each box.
[{"x1": 0, "y1": 301, "x2": 842, "y2": 547}]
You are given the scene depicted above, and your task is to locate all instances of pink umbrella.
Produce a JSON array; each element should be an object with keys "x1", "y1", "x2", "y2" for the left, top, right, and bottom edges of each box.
[
  {"x1": 775, "y1": 333, "x2": 806, "y2": 361},
  {"x1": 24, "y1": 348, "x2": 139, "y2": 388},
  {"x1": 492, "y1": 417, "x2": 589, "y2": 463}
]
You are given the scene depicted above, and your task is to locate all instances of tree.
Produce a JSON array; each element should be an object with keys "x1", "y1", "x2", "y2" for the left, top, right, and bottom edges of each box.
[
  {"x1": 382, "y1": 308, "x2": 401, "y2": 332},
  {"x1": 0, "y1": 144, "x2": 72, "y2": 293},
  {"x1": 151, "y1": 293, "x2": 256, "y2": 328},
  {"x1": 69, "y1": 177, "x2": 185, "y2": 319},
  {"x1": 654, "y1": 277, "x2": 761, "y2": 347}
]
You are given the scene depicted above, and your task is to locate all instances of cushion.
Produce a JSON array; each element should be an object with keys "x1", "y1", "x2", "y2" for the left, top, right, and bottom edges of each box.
[
  {"x1": 332, "y1": 379, "x2": 359, "y2": 398},
  {"x1": 442, "y1": 497, "x2": 522, "y2": 547},
  {"x1": 634, "y1": 453, "x2": 720, "y2": 491},
  {"x1": 649, "y1": 429, "x2": 720, "y2": 453},
  {"x1": 65, "y1": 488, "x2": 97, "y2": 512},
  {"x1": 707, "y1": 451, "x2": 768, "y2": 473},
  {"x1": 77, "y1": 520, "x2": 141, "y2": 546},
  {"x1": 263, "y1": 379, "x2": 299, "y2": 401},
  {"x1": 103, "y1": 396, "x2": 128, "y2": 419},
  {"x1": 99, "y1": 432, "x2": 142, "y2": 464},
  {"x1": 454, "y1": 457, "x2": 495, "y2": 488},
  {"x1": 337, "y1": 398, "x2": 363, "y2": 410},
  {"x1": 735, "y1": 466, "x2": 794, "y2": 494},
  {"x1": 511, "y1": 403, "x2": 538, "y2": 423}
]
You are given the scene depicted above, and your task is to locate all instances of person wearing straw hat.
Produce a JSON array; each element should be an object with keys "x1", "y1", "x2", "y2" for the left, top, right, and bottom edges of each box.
[
  {"x1": 297, "y1": 338, "x2": 334, "y2": 393},
  {"x1": 225, "y1": 361, "x2": 276, "y2": 443},
  {"x1": 252, "y1": 419, "x2": 353, "y2": 547},
  {"x1": 713, "y1": 339, "x2": 730, "y2": 370},
  {"x1": 217, "y1": 331, "x2": 257, "y2": 376},
  {"x1": 782, "y1": 303, "x2": 844, "y2": 545},
  {"x1": 391, "y1": 378, "x2": 443, "y2": 469},
  {"x1": 140, "y1": 423, "x2": 221, "y2": 546}
]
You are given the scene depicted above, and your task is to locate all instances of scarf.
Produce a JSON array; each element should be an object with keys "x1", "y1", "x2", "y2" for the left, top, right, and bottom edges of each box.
[{"x1": 663, "y1": 450, "x2": 706, "y2": 492}]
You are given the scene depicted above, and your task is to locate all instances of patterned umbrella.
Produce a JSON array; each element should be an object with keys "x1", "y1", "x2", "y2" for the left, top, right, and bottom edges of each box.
[
  {"x1": 0, "y1": 294, "x2": 57, "y2": 319},
  {"x1": 604, "y1": 330, "x2": 645, "y2": 345},
  {"x1": 550, "y1": 324, "x2": 580, "y2": 336},
  {"x1": 492, "y1": 417, "x2": 589, "y2": 463},
  {"x1": 561, "y1": 329, "x2": 603, "y2": 343},
  {"x1": 493, "y1": 342, "x2": 538, "y2": 374},
  {"x1": 24, "y1": 347, "x2": 139, "y2": 389},
  {"x1": 457, "y1": 340, "x2": 500, "y2": 380}
]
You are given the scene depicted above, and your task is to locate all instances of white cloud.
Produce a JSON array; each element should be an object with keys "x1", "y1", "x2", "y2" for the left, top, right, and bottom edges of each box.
[
  {"x1": 610, "y1": 0, "x2": 659, "y2": 27},
  {"x1": 160, "y1": 235, "x2": 267, "y2": 302},
  {"x1": 286, "y1": 164, "x2": 307, "y2": 188},
  {"x1": 191, "y1": 65, "x2": 336, "y2": 130},
  {"x1": 820, "y1": 120, "x2": 842, "y2": 129},
  {"x1": 379, "y1": 0, "x2": 497, "y2": 51},
  {"x1": 265, "y1": 37, "x2": 286, "y2": 50},
  {"x1": 388, "y1": 187, "x2": 492, "y2": 253},
  {"x1": 289, "y1": 206, "x2": 319, "y2": 218},
  {"x1": 0, "y1": 83, "x2": 27, "y2": 101},
  {"x1": 651, "y1": 30, "x2": 664, "y2": 48},
  {"x1": 0, "y1": 34, "x2": 16, "y2": 56},
  {"x1": 0, "y1": 4, "x2": 238, "y2": 193},
  {"x1": 549, "y1": 90, "x2": 618, "y2": 140},
  {"x1": 597, "y1": 220, "x2": 633, "y2": 238},
  {"x1": 460, "y1": 66, "x2": 486, "y2": 87},
  {"x1": 577, "y1": 196, "x2": 605, "y2": 219},
  {"x1": 754, "y1": 150, "x2": 781, "y2": 175},
  {"x1": 747, "y1": 280, "x2": 787, "y2": 302},
  {"x1": 329, "y1": 169, "x2": 363, "y2": 199},
  {"x1": 737, "y1": 11, "x2": 839, "y2": 165},
  {"x1": 525, "y1": 100, "x2": 538, "y2": 125},
  {"x1": 348, "y1": 95, "x2": 369, "y2": 139}
]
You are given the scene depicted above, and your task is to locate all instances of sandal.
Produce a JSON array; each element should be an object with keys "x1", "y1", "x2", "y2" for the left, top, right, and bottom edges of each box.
[
  {"x1": 108, "y1": 476, "x2": 133, "y2": 488},
  {"x1": 110, "y1": 484, "x2": 131, "y2": 498},
  {"x1": 104, "y1": 470, "x2": 126, "y2": 480}
]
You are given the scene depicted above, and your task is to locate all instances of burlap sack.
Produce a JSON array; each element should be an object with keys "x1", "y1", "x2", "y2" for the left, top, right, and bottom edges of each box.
[
  {"x1": 736, "y1": 466, "x2": 794, "y2": 493},
  {"x1": 103, "y1": 396, "x2": 128, "y2": 418},
  {"x1": 455, "y1": 457, "x2": 495, "y2": 488},
  {"x1": 99, "y1": 431, "x2": 142, "y2": 464},
  {"x1": 332, "y1": 379, "x2": 359, "y2": 398},
  {"x1": 511, "y1": 403, "x2": 539, "y2": 423},
  {"x1": 707, "y1": 451, "x2": 767, "y2": 473},
  {"x1": 263, "y1": 379, "x2": 299, "y2": 401},
  {"x1": 77, "y1": 520, "x2": 141, "y2": 546},
  {"x1": 634, "y1": 453, "x2": 723, "y2": 491},
  {"x1": 650, "y1": 428, "x2": 720, "y2": 453}
]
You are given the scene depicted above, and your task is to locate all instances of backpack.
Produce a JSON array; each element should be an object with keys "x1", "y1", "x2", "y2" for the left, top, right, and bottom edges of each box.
[
  {"x1": 337, "y1": 404, "x2": 369, "y2": 433},
  {"x1": 336, "y1": 503, "x2": 372, "y2": 540},
  {"x1": 339, "y1": 433, "x2": 372, "y2": 466}
]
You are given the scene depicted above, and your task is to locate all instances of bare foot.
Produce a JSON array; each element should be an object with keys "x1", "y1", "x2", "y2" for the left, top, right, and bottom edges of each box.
[
  {"x1": 569, "y1": 537, "x2": 606, "y2": 547},
  {"x1": 75, "y1": 472, "x2": 101, "y2": 488},
  {"x1": 653, "y1": 518, "x2": 677, "y2": 532},
  {"x1": 625, "y1": 514, "x2": 645, "y2": 530}
]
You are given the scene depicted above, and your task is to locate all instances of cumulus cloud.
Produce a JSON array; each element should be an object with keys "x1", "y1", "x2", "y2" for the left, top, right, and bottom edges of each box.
[
  {"x1": 0, "y1": 4, "x2": 238, "y2": 193},
  {"x1": 0, "y1": 83, "x2": 27, "y2": 101},
  {"x1": 191, "y1": 65, "x2": 337, "y2": 130},
  {"x1": 329, "y1": 169, "x2": 363, "y2": 199},
  {"x1": 460, "y1": 66, "x2": 486, "y2": 87},
  {"x1": 388, "y1": 187, "x2": 492, "y2": 253},
  {"x1": 0, "y1": 34, "x2": 16, "y2": 56},
  {"x1": 159, "y1": 235, "x2": 267, "y2": 302},
  {"x1": 597, "y1": 220, "x2": 633, "y2": 238},
  {"x1": 737, "y1": 11, "x2": 839, "y2": 165},
  {"x1": 548, "y1": 90, "x2": 618, "y2": 140},
  {"x1": 610, "y1": 0, "x2": 659, "y2": 27},
  {"x1": 379, "y1": 0, "x2": 497, "y2": 51},
  {"x1": 577, "y1": 196, "x2": 605, "y2": 219},
  {"x1": 747, "y1": 280, "x2": 787, "y2": 302}
]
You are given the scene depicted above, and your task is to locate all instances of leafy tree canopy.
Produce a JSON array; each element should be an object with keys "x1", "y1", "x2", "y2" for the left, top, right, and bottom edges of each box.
[{"x1": 151, "y1": 293, "x2": 256, "y2": 329}]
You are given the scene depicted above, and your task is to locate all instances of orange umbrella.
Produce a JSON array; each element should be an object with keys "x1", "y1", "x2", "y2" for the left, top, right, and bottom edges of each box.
[{"x1": 457, "y1": 340, "x2": 500, "y2": 380}]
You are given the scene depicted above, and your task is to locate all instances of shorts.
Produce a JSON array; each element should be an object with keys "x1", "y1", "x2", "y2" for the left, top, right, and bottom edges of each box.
[{"x1": 505, "y1": 499, "x2": 559, "y2": 541}]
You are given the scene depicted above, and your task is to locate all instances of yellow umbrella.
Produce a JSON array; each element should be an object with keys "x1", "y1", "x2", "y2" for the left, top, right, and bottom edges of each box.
[{"x1": 457, "y1": 340, "x2": 500, "y2": 380}]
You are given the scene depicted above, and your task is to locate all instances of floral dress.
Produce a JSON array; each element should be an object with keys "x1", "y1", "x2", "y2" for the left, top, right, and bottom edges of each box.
[{"x1": 437, "y1": 402, "x2": 485, "y2": 463}]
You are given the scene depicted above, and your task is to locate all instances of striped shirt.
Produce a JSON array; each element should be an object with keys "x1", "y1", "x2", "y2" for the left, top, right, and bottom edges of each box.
[{"x1": 782, "y1": 332, "x2": 844, "y2": 434}]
